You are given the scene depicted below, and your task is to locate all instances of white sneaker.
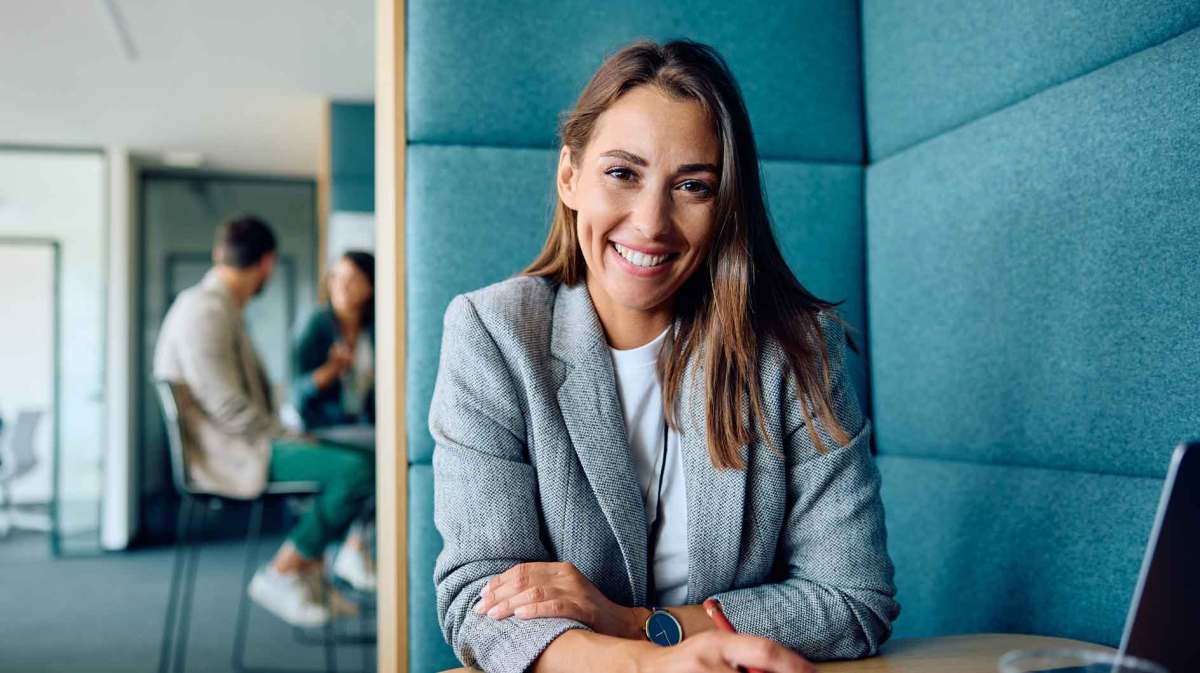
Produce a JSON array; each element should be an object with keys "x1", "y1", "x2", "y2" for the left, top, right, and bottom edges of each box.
[
  {"x1": 248, "y1": 566, "x2": 331, "y2": 628},
  {"x1": 332, "y1": 543, "x2": 377, "y2": 592}
]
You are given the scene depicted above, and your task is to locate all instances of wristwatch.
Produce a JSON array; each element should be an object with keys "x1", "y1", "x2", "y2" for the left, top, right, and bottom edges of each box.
[{"x1": 642, "y1": 606, "x2": 683, "y2": 646}]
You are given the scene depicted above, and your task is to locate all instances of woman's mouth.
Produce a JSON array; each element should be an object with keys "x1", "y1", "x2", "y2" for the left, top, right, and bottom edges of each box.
[{"x1": 609, "y1": 241, "x2": 678, "y2": 277}]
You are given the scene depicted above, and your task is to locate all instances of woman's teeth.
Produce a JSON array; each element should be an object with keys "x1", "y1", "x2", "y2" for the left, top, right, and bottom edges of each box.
[{"x1": 612, "y1": 242, "x2": 672, "y2": 268}]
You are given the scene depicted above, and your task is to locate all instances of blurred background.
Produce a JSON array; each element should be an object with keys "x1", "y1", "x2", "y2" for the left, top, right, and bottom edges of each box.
[{"x1": 1, "y1": 2, "x2": 376, "y2": 671}]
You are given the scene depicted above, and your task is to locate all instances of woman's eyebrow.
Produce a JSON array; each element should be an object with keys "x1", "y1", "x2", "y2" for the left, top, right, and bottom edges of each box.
[
  {"x1": 599, "y1": 149, "x2": 647, "y2": 166},
  {"x1": 599, "y1": 149, "x2": 718, "y2": 175}
]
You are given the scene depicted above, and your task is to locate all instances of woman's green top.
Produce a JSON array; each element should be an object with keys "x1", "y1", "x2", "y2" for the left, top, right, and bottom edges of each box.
[{"x1": 290, "y1": 305, "x2": 375, "y2": 430}]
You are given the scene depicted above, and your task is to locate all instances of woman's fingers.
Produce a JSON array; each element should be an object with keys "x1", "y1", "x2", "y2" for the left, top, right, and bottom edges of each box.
[
  {"x1": 475, "y1": 562, "x2": 561, "y2": 614},
  {"x1": 715, "y1": 633, "x2": 815, "y2": 673},
  {"x1": 512, "y1": 597, "x2": 577, "y2": 620},
  {"x1": 481, "y1": 585, "x2": 551, "y2": 620}
]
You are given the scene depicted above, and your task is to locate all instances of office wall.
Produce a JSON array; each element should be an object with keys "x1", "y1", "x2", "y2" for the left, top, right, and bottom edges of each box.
[{"x1": 0, "y1": 148, "x2": 108, "y2": 550}]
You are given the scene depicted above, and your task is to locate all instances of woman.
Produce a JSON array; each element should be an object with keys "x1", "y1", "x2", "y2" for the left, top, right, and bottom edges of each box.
[
  {"x1": 289, "y1": 250, "x2": 377, "y2": 591},
  {"x1": 431, "y1": 40, "x2": 899, "y2": 673},
  {"x1": 292, "y1": 250, "x2": 376, "y2": 430}
]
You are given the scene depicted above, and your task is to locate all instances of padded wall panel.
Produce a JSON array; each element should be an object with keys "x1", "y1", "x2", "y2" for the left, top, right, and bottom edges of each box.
[
  {"x1": 863, "y1": 0, "x2": 1200, "y2": 159},
  {"x1": 409, "y1": 464, "x2": 461, "y2": 672},
  {"x1": 407, "y1": 145, "x2": 559, "y2": 463},
  {"x1": 867, "y1": 28, "x2": 1200, "y2": 477},
  {"x1": 879, "y1": 455, "x2": 1163, "y2": 643},
  {"x1": 762, "y1": 160, "x2": 868, "y2": 412},
  {"x1": 408, "y1": 0, "x2": 864, "y2": 162}
]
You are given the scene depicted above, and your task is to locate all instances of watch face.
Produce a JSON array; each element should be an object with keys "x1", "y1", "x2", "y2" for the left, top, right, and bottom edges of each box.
[{"x1": 647, "y1": 611, "x2": 682, "y2": 646}]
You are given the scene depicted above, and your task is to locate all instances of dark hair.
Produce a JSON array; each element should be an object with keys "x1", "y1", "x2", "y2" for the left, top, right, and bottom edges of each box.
[
  {"x1": 523, "y1": 39, "x2": 851, "y2": 469},
  {"x1": 214, "y1": 214, "x2": 277, "y2": 268},
  {"x1": 340, "y1": 250, "x2": 375, "y2": 326}
]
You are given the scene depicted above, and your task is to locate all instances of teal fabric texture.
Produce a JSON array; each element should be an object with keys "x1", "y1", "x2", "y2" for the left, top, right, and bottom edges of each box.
[
  {"x1": 405, "y1": 145, "x2": 559, "y2": 465},
  {"x1": 868, "y1": 27, "x2": 1200, "y2": 479},
  {"x1": 862, "y1": 0, "x2": 1200, "y2": 159},
  {"x1": 409, "y1": 464, "x2": 462, "y2": 673},
  {"x1": 868, "y1": 23, "x2": 1199, "y2": 641},
  {"x1": 877, "y1": 455, "x2": 1164, "y2": 644},
  {"x1": 408, "y1": 0, "x2": 864, "y2": 162},
  {"x1": 403, "y1": 3, "x2": 1199, "y2": 671}
]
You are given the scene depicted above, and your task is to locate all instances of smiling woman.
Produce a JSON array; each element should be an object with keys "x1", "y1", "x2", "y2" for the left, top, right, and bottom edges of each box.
[{"x1": 430, "y1": 40, "x2": 899, "y2": 673}]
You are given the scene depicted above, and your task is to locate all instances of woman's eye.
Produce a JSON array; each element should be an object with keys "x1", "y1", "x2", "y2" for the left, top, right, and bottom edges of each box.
[
  {"x1": 677, "y1": 179, "x2": 713, "y2": 196},
  {"x1": 605, "y1": 167, "x2": 636, "y2": 181}
]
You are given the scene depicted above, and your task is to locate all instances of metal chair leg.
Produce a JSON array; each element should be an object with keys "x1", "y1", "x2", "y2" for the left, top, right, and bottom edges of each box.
[
  {"x1": 320, "y1": 579, "x2": 338, "y2": 673},
  {"x1": 173, "y1": 498, "x2": 206, "y2": 673},
  {"x1": 158, "y1": 496, "x2": 193, "y2": 673},
  {"x1": 232, "y1": 498, "x2": 265, "y2": 673}
]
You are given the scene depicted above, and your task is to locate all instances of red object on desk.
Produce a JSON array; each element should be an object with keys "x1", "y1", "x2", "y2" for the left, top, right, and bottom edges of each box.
[{"x1": 703, "y1": 597, "x2": 767, "y2": 673}]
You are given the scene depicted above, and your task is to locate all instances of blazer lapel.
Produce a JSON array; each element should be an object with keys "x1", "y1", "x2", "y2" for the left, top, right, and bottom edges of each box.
[
  {"x1": 552, "y1": 281, "x2": 650, "y2": 605},
  {"x1": 679, "y1": 339, "x2": 748, "y2": 604}
]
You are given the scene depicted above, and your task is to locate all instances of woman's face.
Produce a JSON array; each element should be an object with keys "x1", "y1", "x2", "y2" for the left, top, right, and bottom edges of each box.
[
  {"x1": 557, "y1": 85, "x2": 720, "y2": 317},
  {"x1": 329, "y1": 257, "x2": 372, "y2": 317}
]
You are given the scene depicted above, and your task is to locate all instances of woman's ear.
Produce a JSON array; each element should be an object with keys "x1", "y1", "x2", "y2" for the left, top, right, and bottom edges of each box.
[{"x1": 556, "y1": 145, "x2": 579, "y2": 210}]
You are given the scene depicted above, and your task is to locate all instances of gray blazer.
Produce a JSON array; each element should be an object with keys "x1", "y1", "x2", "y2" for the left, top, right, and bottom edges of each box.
[
  {"x1": 430, "y1": 276, "x2": 899, "y2": 673},
  {"x1": 154, "y1": 269, "x2": 285, "y2": 498}
]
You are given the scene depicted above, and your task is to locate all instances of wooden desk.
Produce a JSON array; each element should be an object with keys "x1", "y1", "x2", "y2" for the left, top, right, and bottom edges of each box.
[{"x1": 440, "y1": 634, "x2": 1113, "y2": 673}]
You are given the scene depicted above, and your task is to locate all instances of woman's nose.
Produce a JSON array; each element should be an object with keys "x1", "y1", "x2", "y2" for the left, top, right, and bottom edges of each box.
[{"x1": 630, "y1": 188, "x2": 672, "y2": 238}]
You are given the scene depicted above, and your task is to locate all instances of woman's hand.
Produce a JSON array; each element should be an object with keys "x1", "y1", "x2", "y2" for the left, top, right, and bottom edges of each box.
[
  {"x1": 312, "y1": 342, "x2": 354, "y2": 390},
  {"x1": 631, "y1": 630, "x2": 815, "y2": 673},
  {"x1": 327, "y1": 341, "x2": 354, "y2": 373},
  {"x1": 475, "y1": 562, "x2": 646, "y2": 639}
]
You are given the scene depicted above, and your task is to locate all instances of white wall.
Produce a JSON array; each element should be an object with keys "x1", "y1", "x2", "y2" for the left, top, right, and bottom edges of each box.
[
  {"x1": 0, "y1": 149, "x2": 108, "y2": 541},
  {"x1": 0, "y1": 244, "x2": 55, "y2": 504}
]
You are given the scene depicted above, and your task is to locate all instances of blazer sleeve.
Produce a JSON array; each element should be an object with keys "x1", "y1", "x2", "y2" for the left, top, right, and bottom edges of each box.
[
  {"x1": 176, "y1": 301, "x2": 283, "y2": 438},
  {"x1": 430, "y1": 294, "x2": 593, "y2": 673},
  {"x1": 710, "y1": 312, "x2": 900, "y2": 661}
]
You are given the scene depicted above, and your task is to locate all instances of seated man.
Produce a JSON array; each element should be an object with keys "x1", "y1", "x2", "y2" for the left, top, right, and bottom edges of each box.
[{"x1": 154, "y1": 214, "x2": 374, "y2": 627}]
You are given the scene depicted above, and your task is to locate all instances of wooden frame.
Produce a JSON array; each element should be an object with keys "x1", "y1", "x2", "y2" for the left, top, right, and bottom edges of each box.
[{"x1": 376, "y1": 0, "x2": 407, "y2": 671}]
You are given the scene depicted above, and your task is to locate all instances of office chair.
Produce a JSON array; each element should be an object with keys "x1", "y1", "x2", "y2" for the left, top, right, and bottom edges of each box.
[
  {"x1": 154, "y1": 380, "x2": 339, "y2": 673},
  {"x1": 0, "y1": 410, "x2": 46, "y2": 537}
]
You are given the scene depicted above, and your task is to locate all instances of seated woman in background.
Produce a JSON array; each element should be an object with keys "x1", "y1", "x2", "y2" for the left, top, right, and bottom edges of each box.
[
  {"x1": 291, "y1": 250, "x2": 376, "y2": 591},
  {"x1": 430, "y1": 40, "x2": 898, "y2": 673},
  {"x1": 292, "y1": 250, "x2": 376, "y2": 430}
]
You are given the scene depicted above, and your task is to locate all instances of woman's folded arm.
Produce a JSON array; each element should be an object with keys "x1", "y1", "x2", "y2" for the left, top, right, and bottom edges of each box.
[{"x1": 430, "y1": 295, "x2": 593, "y2": 673}]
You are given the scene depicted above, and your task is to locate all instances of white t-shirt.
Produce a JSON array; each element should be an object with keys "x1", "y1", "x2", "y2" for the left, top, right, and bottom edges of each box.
[
  {"x1": 608, "y1": 325, "x2": 688, "y2": 607},
  {"x1": 340, "y1": 336, "x2": 374, "y2": 418}
]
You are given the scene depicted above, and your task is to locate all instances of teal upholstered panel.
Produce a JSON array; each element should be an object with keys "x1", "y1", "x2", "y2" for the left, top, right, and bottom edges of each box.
[
  {"x1": 409, "y1": 464, "x2": 461, "y2": 673},
  {"x1": 762, "y1": 160, "x2": 868, "y2": 414},
  {"x1": 330, "y1": 102, "x2": 375, "y2": 212},
  {"x1": 867, "y1": 28, "x2": 1200, "y2": 477},
  {"x1": 406, "y1": 145, "x2": 558, "y2": 464},
  {"x1": 879, "y1": 455, "x2": 1164, "y2": 643},
  {"x1": 862, "y1": 1, "x2": 1200, "y2": 159},
  {"x1": 408, "y1": 0, "x2": 864, "y2": 162}
]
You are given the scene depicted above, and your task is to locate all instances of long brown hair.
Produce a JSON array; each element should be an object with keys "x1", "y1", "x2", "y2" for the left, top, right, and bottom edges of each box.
[{"x1": 523, "y1": 39, "x2": 853, "y2": 469}]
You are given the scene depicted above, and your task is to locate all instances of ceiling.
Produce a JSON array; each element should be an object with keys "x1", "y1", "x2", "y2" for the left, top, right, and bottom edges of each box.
[{"x1": 0, "y1": 0, "x2": 374, "y2": 175}]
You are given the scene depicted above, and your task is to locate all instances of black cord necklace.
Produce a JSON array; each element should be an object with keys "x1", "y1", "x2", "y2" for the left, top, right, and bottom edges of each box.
[{"x1": 647, "y1": 417, "x2": 668, "y2": 599}]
